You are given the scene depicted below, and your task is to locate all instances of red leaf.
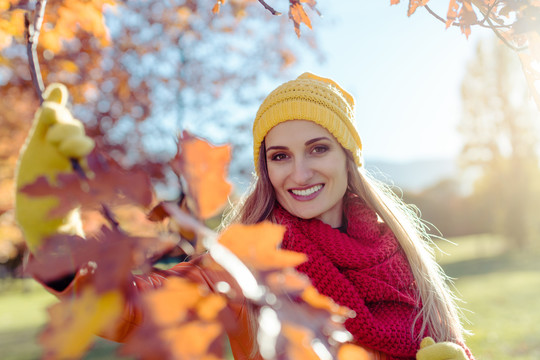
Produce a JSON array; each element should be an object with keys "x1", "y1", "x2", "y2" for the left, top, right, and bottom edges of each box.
[
  {"x1": 20, "y1": 151, "x2": 153, "y2": 218},
  {"x1": 26, "y1": 225, "x2": 175, "y2": 294},
  {"x1": 40, "y1": 288, "x2": 124, "y2": 360}
]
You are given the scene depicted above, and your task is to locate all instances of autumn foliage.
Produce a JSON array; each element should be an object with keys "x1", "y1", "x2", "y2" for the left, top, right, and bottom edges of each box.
[{"x1": 2, "y1": 0, "x2": 540, "y2": 359}]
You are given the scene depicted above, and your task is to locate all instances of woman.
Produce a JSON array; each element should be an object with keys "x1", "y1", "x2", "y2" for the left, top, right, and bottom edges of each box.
[
  {"x1": 15, "y1": 77, "x2": 473, "y2": 360},
  {"x1": 223, "y1": 72, "x2": 474, "y2": 359}
]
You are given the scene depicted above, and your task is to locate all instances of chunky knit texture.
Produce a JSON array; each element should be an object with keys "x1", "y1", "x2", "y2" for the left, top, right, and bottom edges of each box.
[
  {"x1": 252, "y1": 72, "x2": 363, "y2": 173},
  {"x1": 275, "y1": 196, "x2": 424, "y2": 359}
]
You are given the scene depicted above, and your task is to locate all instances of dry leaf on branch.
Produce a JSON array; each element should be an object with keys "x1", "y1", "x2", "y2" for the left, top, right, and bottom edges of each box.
[{"x1": 171, "y1": 131, "x2": 232, "y2": 220}]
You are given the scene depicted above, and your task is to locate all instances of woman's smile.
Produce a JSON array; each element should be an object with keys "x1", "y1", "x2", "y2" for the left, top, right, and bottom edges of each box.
[{"x1": 289, "y1": 184, "x2": 324, "y2": 199}]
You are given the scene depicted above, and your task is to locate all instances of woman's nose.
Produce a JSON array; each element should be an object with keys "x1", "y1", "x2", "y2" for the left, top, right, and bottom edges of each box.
[{"x1": 291, "y1": 158, "x2": 313, "y2": 184}]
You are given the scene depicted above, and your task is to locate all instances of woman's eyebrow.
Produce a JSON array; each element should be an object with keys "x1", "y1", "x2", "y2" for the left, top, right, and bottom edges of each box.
[
  {"x1": 266, "y1": 137, "x2": 332, "y2": 152},
  {"x1": 266, "y1": 145, "x2": 288, "y2": 152},
  {"x1": 305, "y1": 136, "x2": 331, "y2": 146}
]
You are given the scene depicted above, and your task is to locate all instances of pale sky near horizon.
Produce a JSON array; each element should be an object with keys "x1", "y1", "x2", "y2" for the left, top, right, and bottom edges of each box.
[{"x1": 290, "y1": 1, "x2": 495, "y2": 163}]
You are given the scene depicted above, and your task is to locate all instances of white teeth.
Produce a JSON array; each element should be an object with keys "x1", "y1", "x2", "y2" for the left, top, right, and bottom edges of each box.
[{"x1": 291, "y1": 184, "x2": 323, "y2": 196}]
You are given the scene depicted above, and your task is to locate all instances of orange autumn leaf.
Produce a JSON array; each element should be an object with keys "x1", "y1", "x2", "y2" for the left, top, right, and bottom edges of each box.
[
  {"x1": 212, "y1": 2, "x2": 221, "y2": 14},
  {"x1": 61, "y1": 0, "x2": 114, "y2": 46},
  {"x1": 266, "y1": 267, "x2": 311, "y2": 293},
  {"x1": 290, "y1": 3, "x2": 312, "y2": 28},
  {"x1": 173, "y1": 132, "x2": 232, "y2": 220},
  {"x1": 407, "y1": 0, "x2": 430, "y2": 16},
  {"x1": 446, "y1": 0, "x2": 476, "y2": 37},
  {"x1": 165, "y1": 321, "x2": 223, "y2": 359},
  {"x1": 302, "y1": 286, "x2": 351, "y2": 318},
  {"x1": 281, "y1": 323, "x2": 319, "y2": 360},
  {"x1": 289, "y1": 1, "x2": 312, "y2": 37},
  {"x1": 40, "y1": 288, "x2": 124, "y2": 360},
  {"x1": 337, "y1": 343, "x2": 372, "y2": 360},
  {"x1": 121, "y1": 278, "x2": 226, "y2": 359},
  {"x1": 196, "y1": 293, "x2": 227, "y2": 321},
  {"x1": 0, "y1": 9, "x2": 25, "y2": 50},
  {"x1": 218, "y1": 222, "x2": 307, "y2": 270},
  {"x1": 143, "y1": 277, "x2": 205, "y2": 326}
]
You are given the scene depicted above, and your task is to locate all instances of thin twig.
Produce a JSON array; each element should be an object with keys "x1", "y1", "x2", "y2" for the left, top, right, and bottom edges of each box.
[
  {"x1": 25, "y1": 0, "x2": 48, "y2": 103},
  {"x1": 258, "y1": 0, "x2": 282, "y2": 16},
  {"x1": 424, "y1": 3, "x2": 527, "y2": 52},
  {"x1": 101, "y1": 204, "x2": 121, "y2": 230},
  {"x1": 70, "y1": 158, "x2": 89, "y2": 180},
  {"x1": 425, "y1": 5, "x2": 457, "y2": 26},
  {"x1": 425, "y1": 3, "x2": 505, "y2": 28},
  {"x1": 476, "y1": 0, "x2": 498, "y2": 26},
  {"x1": 485, "y1": 16, "x2": 527, "y2": 52}
]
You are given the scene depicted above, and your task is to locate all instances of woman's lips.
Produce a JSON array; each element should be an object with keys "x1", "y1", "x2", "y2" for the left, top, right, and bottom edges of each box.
[{"x1": 288, "y1": 184, "x2": 323, "y2": 201}]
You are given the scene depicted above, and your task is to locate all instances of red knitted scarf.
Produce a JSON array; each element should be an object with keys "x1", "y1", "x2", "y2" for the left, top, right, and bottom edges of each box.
[{"x1": 275, "y1": 196, "x2": 424, "y2": 359}]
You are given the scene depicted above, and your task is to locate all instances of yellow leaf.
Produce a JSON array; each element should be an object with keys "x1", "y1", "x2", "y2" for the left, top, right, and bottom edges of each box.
[
  {"x1": 40, "y1": 288, "x2": 124, "y2": 359},
  {"x1": 59, "y1": 59, "x2": 79, "y2": 74},
  {"x1": 0, "y1": 9, "x2": 25, "y2": 50},
  {"x1": 0, "y1": 31, "x2": 10, "y2": 50}
]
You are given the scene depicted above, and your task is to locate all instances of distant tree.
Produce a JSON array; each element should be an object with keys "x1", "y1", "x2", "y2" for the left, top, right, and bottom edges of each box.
[
  {"x1": 403, "y1": 178, "x2": 489, "y2": 238},
  {"x1": 0, "y1": 0, "x2": 319, "y2": 271},
  {"x1": 459, "y1": 37, "x2": 540, "y2": 250}
]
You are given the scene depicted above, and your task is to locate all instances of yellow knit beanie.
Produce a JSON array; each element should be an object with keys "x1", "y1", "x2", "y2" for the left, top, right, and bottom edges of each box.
[{"x1": 253, "y1": 72, "x2": 362, "y2": 173}]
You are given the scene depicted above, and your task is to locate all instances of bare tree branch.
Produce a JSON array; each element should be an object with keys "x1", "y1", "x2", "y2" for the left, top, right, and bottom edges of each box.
[
  {"x1": 424, "y1": 4, "x2": 527, "y2": 52},
  {"x1": 485, "y1": 16, "x2": 527, "y2": 52},
  {"x1": 25, "y1": 0, "x2": 48, "y2": 104},
  {"x1": 476, "y1": 0, "x2": 498, "y2": 26},
  {"x1": 424, "y1": 5, "x2": 458, "y2": 27},
  {"x1": 258, "y1": 0, "x2": 282, "y2": 16}
]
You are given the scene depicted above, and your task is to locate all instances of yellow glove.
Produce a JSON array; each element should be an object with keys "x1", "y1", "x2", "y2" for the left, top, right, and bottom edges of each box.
[
  {"x1": 15, "y1": 83, "x2": 95, "y2": 252},
  {"x1": 416, "y1": 337, "x2": 468, "y2": 360}
]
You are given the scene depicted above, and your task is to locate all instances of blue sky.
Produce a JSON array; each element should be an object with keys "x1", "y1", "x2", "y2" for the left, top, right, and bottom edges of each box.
[{"x1": 290, "y1": 1, "x2": 494, "y2": 162}]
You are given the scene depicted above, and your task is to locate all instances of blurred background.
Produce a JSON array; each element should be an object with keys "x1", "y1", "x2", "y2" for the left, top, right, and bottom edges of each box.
[{"x1": 1, "y1": 0, "x2": 540, "y2": 359}]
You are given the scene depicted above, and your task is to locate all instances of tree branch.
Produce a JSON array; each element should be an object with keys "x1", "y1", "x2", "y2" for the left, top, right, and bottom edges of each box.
[
  {"x1": 476, "y1": 0, "x2": 498, "y2": 26},
  {"x1": 24, "y1": 0, "x2": 48, "y2": 104},
  {"x1": 485, "y1": 16, "x2": 527, "y2": 52},
  {"x1": 424, "y1": 5, "x2": 456, "y2": 26},
  {"x1": 424, "y1": 3, "x2": 527, "y2": 52},
  {"x1": 258, "y1": 0, "x2": 282, "y2": 16}
]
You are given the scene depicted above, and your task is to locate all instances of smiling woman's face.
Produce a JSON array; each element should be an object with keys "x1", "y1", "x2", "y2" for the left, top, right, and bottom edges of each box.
[{"x1": 264, "y1": 120, "x2": 348, "y2": 228}]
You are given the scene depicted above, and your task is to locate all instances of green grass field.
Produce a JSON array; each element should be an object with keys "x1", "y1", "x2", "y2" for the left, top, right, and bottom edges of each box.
[{"x1": 1, "y1": 234, "x2": 539, "y2": 359}]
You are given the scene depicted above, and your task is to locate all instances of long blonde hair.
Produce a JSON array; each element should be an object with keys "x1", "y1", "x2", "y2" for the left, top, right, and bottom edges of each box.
[{"x1": 222, "y1": 141, "x2": 468, "y2": 345}]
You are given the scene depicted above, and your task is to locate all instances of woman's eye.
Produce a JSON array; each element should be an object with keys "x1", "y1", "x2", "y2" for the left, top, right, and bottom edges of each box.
[
  {"x1": 271, "y1": 153, "x2": 288, "y2": 161},
  {"x1": 312, "y1": 145, "x2": 329, "y2": 154}
]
